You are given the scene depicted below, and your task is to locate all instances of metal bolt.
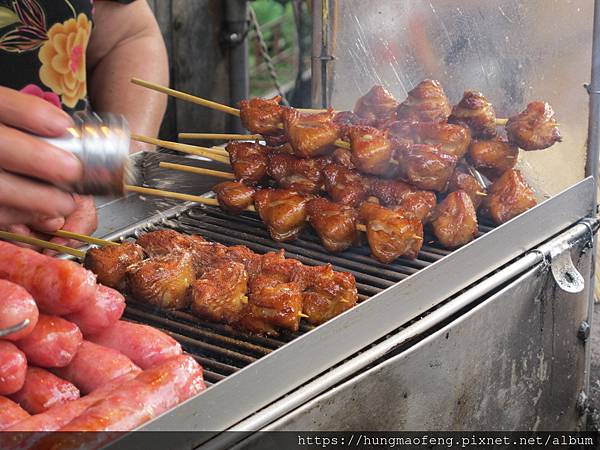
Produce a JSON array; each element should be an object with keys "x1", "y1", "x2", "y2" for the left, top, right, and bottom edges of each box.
[{"x1": 578, "y1": 321, "x2": 591, "y2": 342}]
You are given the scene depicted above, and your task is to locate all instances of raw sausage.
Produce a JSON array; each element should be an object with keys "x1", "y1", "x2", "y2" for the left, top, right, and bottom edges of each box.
[
  {"x1": 0, "y1": 280, "x2": 38, "y2": 341},
  {"x1": 88, "y1": 320, "x2": 182, "y2": 369},
  {"x1": 16, "y1": 315, "x2": 82, "y2": 368},
  {"x1": 9, "y1": 367, "x2": 79, "y2": 414},
  {"x1": 0, "y1": 341, "x2": 27, "y2": 395},
  {"x1": 0, "y1": 241, "x2": 96, "y2": 315},
  {"x1": 53, "y1": 341, "x2": 140, "y2": 394},
  {"x1": 60, "y1": 354, "x2": 205, "y2": 431},
  {"x1": 0, "y1": 396, "x2": 29, "y2": 431},
  {"x1": 65, "y1": 285, "x2": 125, "y2": 336}
]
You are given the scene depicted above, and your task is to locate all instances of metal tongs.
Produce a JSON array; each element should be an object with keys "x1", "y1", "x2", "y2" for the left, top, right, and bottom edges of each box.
[{"x1": 0, "y1": 319, "x2": 30, "y2": 338}]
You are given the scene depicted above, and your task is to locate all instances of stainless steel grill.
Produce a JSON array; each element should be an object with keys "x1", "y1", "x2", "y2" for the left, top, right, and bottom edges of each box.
[{"x1": 116, "y1": 203, "x2": 493, "y2": 387}]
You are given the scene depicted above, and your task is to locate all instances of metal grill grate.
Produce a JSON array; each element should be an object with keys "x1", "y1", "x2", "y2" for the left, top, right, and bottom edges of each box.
[{"x1": 119, "y1": 204, "x2": 493, "y2": 386}]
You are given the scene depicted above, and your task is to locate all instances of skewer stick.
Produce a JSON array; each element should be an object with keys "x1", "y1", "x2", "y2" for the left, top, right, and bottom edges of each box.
[
  {"x1": 496, "y1": 118, "x2": 508, "y2": 126},
  {"x1": 0, "y1": 231, "x2": 85, "y2": 258},
  {"x1": 179, "y1": 133, "x2": 261, "y2": 141},
  {"x1": 131, "y1": 78, "x2": 240, "y2": 117},
  {"x1": 125, "y1": 185, "x2": 257, "y2": 212},
  {"x1": 159, "y1": 162, "x2": 236, "y2": 179},
  {"x1": 50, "y1": 230, "x2": 119, "y2": 247},
  {"x1": 131, "y1": 134, "x2": 230, "y2": 164}
]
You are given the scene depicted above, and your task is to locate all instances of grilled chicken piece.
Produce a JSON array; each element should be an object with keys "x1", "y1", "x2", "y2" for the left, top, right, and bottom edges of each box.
[
  {"x1": 396, "y1": 79, "x2": 451, "y2": 123},
  {"x1": 267, "y1": 154, "x2": 330, "y2": 194},
  {"x1": 254, "y1": 189, "x2": 311, "y2": 241},
  {"x1": 126, "y1": 252, "x2": 195, "y2": 310},
  {"x1": 282, "y1": 108, "x2": 340, "y2": 158},
  {"x1": 225, "y1": 141, "x2": 269, "y2": 184},
  {"x1": 468, "y1": 138, "x2": 518, "y2": 178},
  {"x1": 331, "y1": 147, "x2": 355, "y2": 169},
  {"x1": 307, "y1": 198, "x2": 358, "y2": 252},
  {"x1": 236, "y1": 275, "x2": 303, "y2": 334},
  {"x1": 239, "y1": 95, "x2": 285, "y2": 136},
  {"x1": 262, "y1": 134, "x2": 288, "y2": 147},
  {"x1": 505, "y1": 101, "x2": 562, "y2": 150},
  {"x1": 449, "y1": 91, "x2": 497, "y2": 139},
  {"x1": 190, "y1": 261, "x2": 248, "y2": 324},
  {"x1": 482, "y1": 169, "x2": 537, "y2": 224},
  {"x1": 333, "y1": 111, "x2": 371, "y2": 139},
  {"x1": 412, "y1": 122, "x2": 471, "y2": 159},
  {"x1": 385, "y1": 120, "x2": 418, "y2": 144},
  {"x1": 353, "y1": 85, "x2": 399, "y2": 126},
  {"x1": 431, "y1": 191, "x2": 479, "y2": 248},
  {"x1": 297, "y1": 264, "x2": 358, "y2": 325},
  {"x1": 392, "y1": 190, "x2": 437, "y2": 223},
  {"x1": 84, "y1": 242, "x2": 145, "y2": 289},
  {"x1": 136, "y1": 230, "x2": 227, "y2": 275},
  {"x1": 399, "y1": 144, "x2": 458, "y2": 192},
  {"x1": 359, "y1": 202, "x2": 423, "y2": 263},
  {"x1": 348, "y1": 126, "x2": 401, "y2": 176},
  {"x1": 323, "y1": 164, "x2": 369, "y2": 207},
  {"x1": 448, "y1": 165, "x2": 486, "y2": 210},
  {"x1": 368, "y1": 178, "x2": 414, "y2": 205},
  {"x1": 214, "y1": 181, "x2": 256, "y2": 214}
]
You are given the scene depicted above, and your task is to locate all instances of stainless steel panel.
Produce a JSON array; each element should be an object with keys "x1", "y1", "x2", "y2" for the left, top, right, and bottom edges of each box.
[
  {"x1": 256, "y1": 241, "x2": 591, "y2": 432},
  {"x1": 314, "y1": 0, "x2": 592, "y2": 196},
  {"x1": 127, "y1": 178, "x2": 593, "y2": 439}
]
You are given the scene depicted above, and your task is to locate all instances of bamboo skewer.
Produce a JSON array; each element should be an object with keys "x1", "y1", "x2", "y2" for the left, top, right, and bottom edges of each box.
[
  {"x1": 179, "y1": 133, "x2": 262, "y2": 141},
  {"x1": 131, "y1": 134, "x2": 230, "y2": 164},
  {"x1": 131, "y1": 78, "x2": 240, "y2": 117},
  {"x1": 0, "y1": 231, "x2": 86, "y2": 258},
  {"x1": 159, "y1": 162, "x2": 235, "y2": 179},
  {"x1": 50, "y1": 230, "x2": 119, "y2": 247}
]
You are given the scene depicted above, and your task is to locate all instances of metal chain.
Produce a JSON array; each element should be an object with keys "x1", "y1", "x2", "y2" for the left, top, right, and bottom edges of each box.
[{"x1": 248, "y1": 4, "x2": 290, "y2": 105}]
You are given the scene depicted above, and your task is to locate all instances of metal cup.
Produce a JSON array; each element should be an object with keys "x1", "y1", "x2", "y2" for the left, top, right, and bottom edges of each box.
[{"x1": 38, "y1": 112, "x2": 135, "y2": 196}]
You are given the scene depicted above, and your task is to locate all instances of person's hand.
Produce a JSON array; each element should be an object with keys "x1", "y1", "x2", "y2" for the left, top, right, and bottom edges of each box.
[
  {"x1": 45, "y1": 195, "x2": 98, "y2": 252},
  {"x1": 0, "y1": 86, "x2": 83, "y2": 229}
]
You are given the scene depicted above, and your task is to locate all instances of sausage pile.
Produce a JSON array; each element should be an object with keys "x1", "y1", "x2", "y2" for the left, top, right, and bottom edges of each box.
[
  {"x1": 208, "y1": 80, "x2": 560, "y2": 264},
  {"x1": 0, "y1": 241, "x2": 206, "y2": 444},
  {"x1": 84, "y1": 229, "x2": 359, "y2": 336}
]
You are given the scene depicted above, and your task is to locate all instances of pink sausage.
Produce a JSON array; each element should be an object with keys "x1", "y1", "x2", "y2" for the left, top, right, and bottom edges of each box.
[
  {"x1": 0, "y1": 241, "x2": 96, "y2": 315},
  {"x1": 53, "y1": 341, "x2": 141, "y2": 394},
  {"x1": 0, "y1": 280, "x2": 38, "y2": 341},
  {"x1": 59, "y1": 355, "x2": 205, "y2": 432},
  {"x1": 9, "y1": 367, "x2": 79, "y2": 414},
  {"x1": 0, "y1": 396, "x2": 29, "y2": 431},
  {"x1": 65, "y1": 285, "x2": 125, "y2": 336},
  {"x1": 16, "y1": 315, "x2": 82, "y2": 368},
  {"x1": 4, "y1": 371, "x2": 137, "y2": 433},
  {"x1": 0, "y1": 341, "x2": 27, "y2": 395},
  {"x1": 89, "y1": 320, "x2": 182, "y2": 369}
]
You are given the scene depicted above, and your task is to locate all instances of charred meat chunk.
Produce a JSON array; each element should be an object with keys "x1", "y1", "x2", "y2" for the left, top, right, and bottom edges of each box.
[
  {"x1": 399, "y1": 144, "x2": 457, "y2": 192},
  {"x1": 396, "y1": 79, "x2": 451, "y2": 123},
  {"x1": 282, "y1": 108, "x2": 340, "y2": 158},
  {"x1": 431, "y1": 191, "x2": 478, "y2": 248},
  {"x1": 84, "y1": 242, "x2": 144, "y2": 289},
  {"x1": 190, "y1": 261, "x2": 248, "y2": 324},
  {"x1": 323, "y1": 164, "x2": 369, "y2": 207},
  {"x1": 126, "y1": 252, "x2": 195, "y2": 310},
  {"x1": 348, "y1": 126, "x2": 399, "y2": 176},
  {"x1": 353, "y1": 85, "x2": 399, "y2": 126},
  {"x1": 412, "y1": 122, "x2": 471, "y2": 159},
  {"x1": 214, "y1": 181, "x2": 256, "y2": 214},
  {"x1": 307, "y1": 198, "x2": 358, "y2": 252},
  {"x1": 505, "y1": 101, "x2": 562, "y2": 150},
  {"x1": 449, "y1": 91, "x2": 497, "y2": 139},
  {"x1": 239, "y1": 95, "x2": 285, "y2": 136},
  {"x1": 254, "y1": 189, "x2": 311, "y2": 242},
  {"x1": 392, "y1": 190, "x2": 437, "y2": 223},
  {"x1": 447, "y1": 165, "x2": 486, "y2": 210},
  {"x1": 482, "y1": 169, "x2": 537, "y2": 224},
  {"x1": 359, "y1": 202, "x2": 423, "y2": 263},
  {"x1": 468, "y1": 138, "x2": 518, "y2": 177},
  {"x1": 267, "y1": 154, "x2": 330, "y2": 194},
  {"x1": 225, "y1": 141, "x2": 269, "y2": 184}
]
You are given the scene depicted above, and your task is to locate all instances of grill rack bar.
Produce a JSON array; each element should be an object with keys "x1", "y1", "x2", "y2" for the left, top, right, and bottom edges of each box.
[{"x1": 118, "y1": 203, "x2": 493, "y2": 388}]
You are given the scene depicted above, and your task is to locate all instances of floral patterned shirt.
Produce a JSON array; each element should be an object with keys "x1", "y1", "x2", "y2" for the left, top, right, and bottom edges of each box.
[{"x1": 0, "y1": 0, "x2": 133, "y2": 112}]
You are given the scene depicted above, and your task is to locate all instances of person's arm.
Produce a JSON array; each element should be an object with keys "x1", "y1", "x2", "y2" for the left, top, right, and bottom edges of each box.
[{"x1": 87, "y1": 0, "x2": 168, "y2": 152}]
